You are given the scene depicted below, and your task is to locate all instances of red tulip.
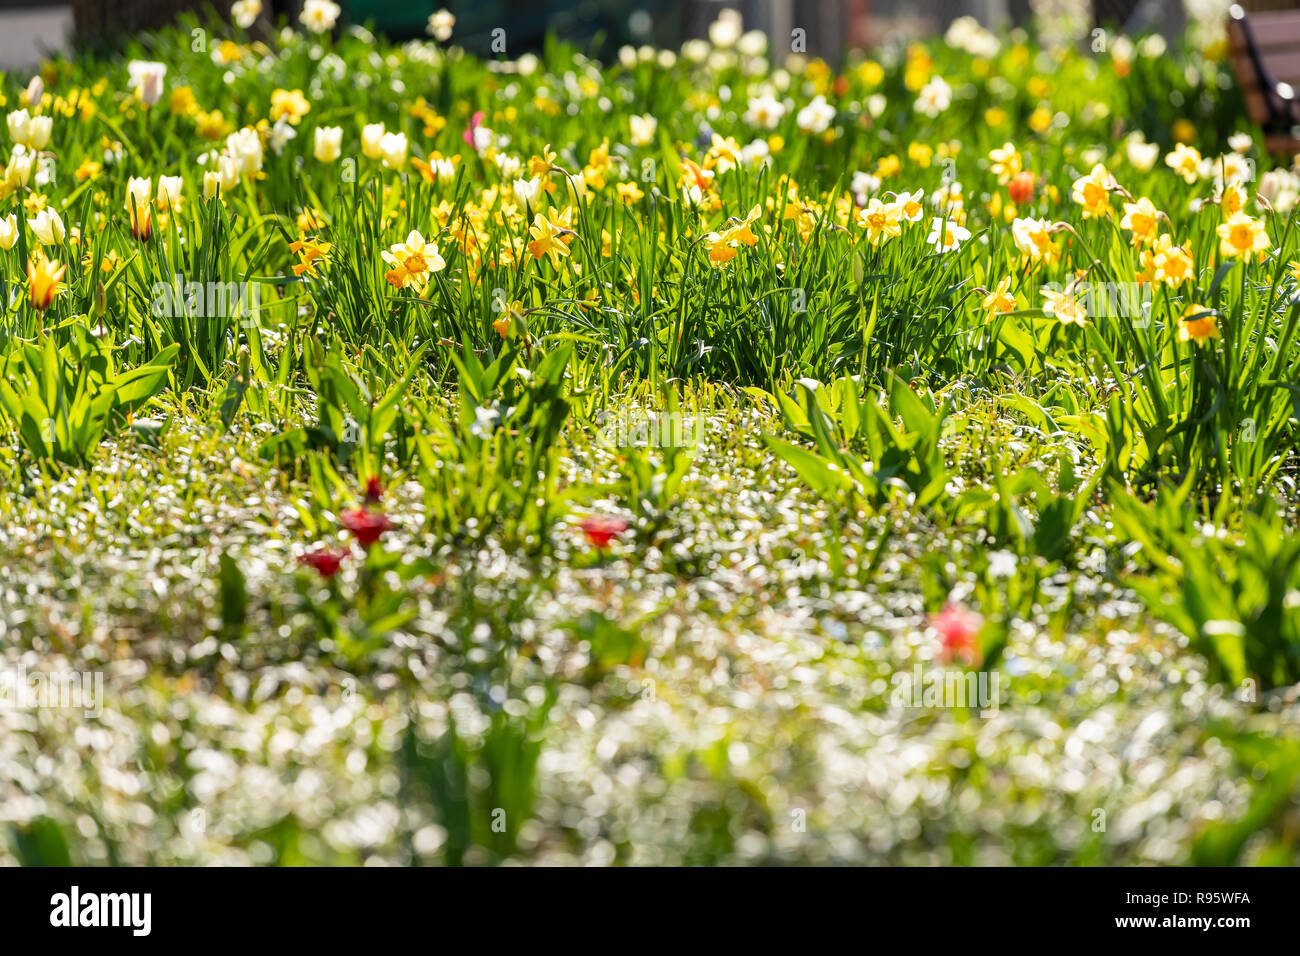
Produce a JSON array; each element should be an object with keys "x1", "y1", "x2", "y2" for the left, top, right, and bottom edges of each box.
[
  {"x1": 579, "y1": 515, "x2": 628, "y2": 549},
  {"x1": 1007, "y1": 170, "x2": 1036, "y2": 206},
  {"x1": 930, "y1": 602, "x2": 982, "y2": 666},
  {"x1": 340, "y1": 507, "x2": 393, "y2": 548},
  {"x1": 364, "y1": 475, "x2": 384, "y2": 505},
  {"x1": 299, "y1": 548, "x2": 347, "y2": 578}
]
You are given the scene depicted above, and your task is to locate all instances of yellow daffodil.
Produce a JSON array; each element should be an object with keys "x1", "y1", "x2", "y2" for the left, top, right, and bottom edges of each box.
[
  {"x1": 1219, "y1": 180, "x2": 1246, "y2": 218},
  {"x1": 1119, "y1": 197, "x2": 1160, "y2": 246},
  {"x1": 1011, "y1": 216, "x2": 1060, "y2": 265},
  {"x1": 1041, "y1": 286, "x2": 1088, "y2": 327},
  {"x1": 988, "y1": 142, "x2": 1023, "y2": 185},
  {"x1": 1152, "y1": 235, "x2": 1195, "y2": 286},
  {"x1": 382, "y1": 230, "x2": 444, "y2": 287},
  {"x1": 616, "y1": 181, "x2": 644, "y2": 204},
  {"x1": 982, "y1": 277, "x2": 1015, "y2": 323},
  {"x1": 269, "y1": 88, "x2": 310, "y2": 125},
  {"x1": 1165, "y1": 143, "x2": 1202, "y2": 184},
  {"x1": 527, "y1": 207, "x2": 574, "y2": 267},
  {"x1": 1216, "y1": 213, "x2": 1270, "y2": 262},
  {"x1": 289, "y1": 235, "x2": 332, "y2": 277},
  {"x1": 1071, "y1": 163, "x2": 1114, "y2": 218},
  {"x1": 704, "y1": 205, "x2": 761, "y2": 267},
  {"x1": 1176, "y1": 303, "x2": 1218, "y2": 347},
  {"x1": 857, "y1": 197, "x2": 903, "y2": 246}
]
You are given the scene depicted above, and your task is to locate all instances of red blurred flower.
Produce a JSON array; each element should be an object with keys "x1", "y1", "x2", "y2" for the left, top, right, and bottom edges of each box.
[
  {"x1": 298, "y1": 547, "x2": 347, "y2": 578},
  {"x1": 364, "y1": 475, "x2": 384, "y2": 505},
  {"x1": 1007, "y1": 170, "x2": 1036, "y2": 206},
  {"x1": 579, "y1": 515, "x2": 628, "y2": 549},
  {"x1": 340, "y1": 507, "x2": 393, "y2": 548},
  {"x1": 463, "y1": 110, "x2": 485, "y2": 149},
  {"x1": 930, "y1": 602, "x2": 983, "y2": 666}
]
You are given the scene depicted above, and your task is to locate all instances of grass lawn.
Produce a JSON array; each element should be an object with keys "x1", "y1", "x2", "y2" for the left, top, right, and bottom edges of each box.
[{"x1": 0, "y1": 4, "x2": 1298, "y2": 866}]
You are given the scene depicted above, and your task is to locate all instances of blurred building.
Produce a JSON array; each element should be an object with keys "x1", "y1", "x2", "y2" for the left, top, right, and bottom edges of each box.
[{"x1": 1, "y1": 0, "x2": 1295, "y2": 66}]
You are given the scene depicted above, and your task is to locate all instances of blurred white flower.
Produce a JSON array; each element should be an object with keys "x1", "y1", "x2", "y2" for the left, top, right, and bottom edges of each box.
[
  {"x1": 157, "y1": 175, "x2": 184, "y2": 212},
  {"x1": 513, "y1": 176, "x2": 541, "y2": 208},
  {"x1": 226, "y1": 127, "x2": 263, "y2": 176},
  {"x1": 796, "y1": 95, "x2": 835, "y2": 134},
  {"x1": 361, "y1": 122, "x2": 385, "y2": 160},
  {"x1": 494, "y1": 152, "x2": 522, "y2": 179},
  {"x1": 427, "y1": 9, "x2": 455, "y2": 42},
  {"x1": 23, "y1": 75, "x2": 44, "y2": 110},
  {"x1": 269, "y1": 116, "x2": 296, "y2": 155},
  {"x1": 379, "y1": 131, "x2": 407, "y2": 168},
  {"x1": 231, "y1": 0, "x2": 262, "y2": 29},
  {"x1": 737, "y1": 30, "x2": 767, "y2": 58},
  {"x1": 988, "y1": 550, "x2": 1018, "y2": 578},
  {"x1": 314, "y1": 125, "x2": 342, "y2": 162},
  {"x1": 299, "y1": 0, "x2": 341, "y2": 35},
  {"x1": 1124, "y1": 132, "x2": 1159, "y2": 172},
  {"x1": 740, "y1": 138, "x2": 770, "y2": 168},
  {"x1": 127, "y1": 60, "x2": 167, "y2": 107},
  {"x1": 709, "y1": 9, "x2": 743, "y2": 49},
  {"x1": 629, "y1": 114, "x2": 657, "y2": 147},
  {"x1": 851, "y1": 171, "x2": 881, "y2": 205},
  {"x1": 744, "y1": 92, "x2": 785, "y2": 130},
  {"x1": 914, "y1": 76, "x2": 952, "y2": 118}
]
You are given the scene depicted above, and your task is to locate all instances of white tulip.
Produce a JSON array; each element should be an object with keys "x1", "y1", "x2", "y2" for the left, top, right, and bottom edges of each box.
[
  {"x1": 127, "y1": 60, "x2": 167, "y2": 107},
  {"x1": 28, "y1": 208, "x2": 65, "y2": 245},
  {"x1": 314, "y1": 126, "x2": 342, "y2": 163}
]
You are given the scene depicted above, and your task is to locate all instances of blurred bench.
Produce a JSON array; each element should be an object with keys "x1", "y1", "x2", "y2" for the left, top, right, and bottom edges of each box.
[{"x1": 1227, "y1": 3, "x2": 1300, "y2": 156}]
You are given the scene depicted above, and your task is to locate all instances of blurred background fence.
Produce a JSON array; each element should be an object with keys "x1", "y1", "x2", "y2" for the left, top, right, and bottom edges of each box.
[{"x1": 0, "y1": 0, "x2": 1298, "y2": 66}]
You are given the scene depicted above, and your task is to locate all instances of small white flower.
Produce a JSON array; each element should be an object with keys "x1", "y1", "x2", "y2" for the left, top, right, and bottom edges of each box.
[
  {"x1": 737, "y1": 29, "x2": 767, "y2": 58},
  {"x1": 203, "y1": 170, "x2": 222, "y2": 200},
  {"x1": 6, "y1": 109, "x2": 32, "y2": 147},
  {"x1": 23, "y1": 75, "x2": 43, "y2": 108}
]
